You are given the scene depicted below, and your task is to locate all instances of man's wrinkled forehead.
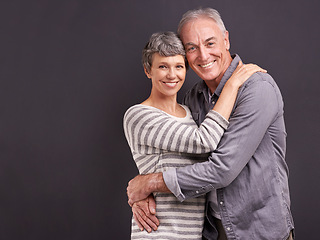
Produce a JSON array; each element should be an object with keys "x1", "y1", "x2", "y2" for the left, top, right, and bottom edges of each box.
[{"x1": 179, "y1": 18, "x2": 224, "y2": 44}]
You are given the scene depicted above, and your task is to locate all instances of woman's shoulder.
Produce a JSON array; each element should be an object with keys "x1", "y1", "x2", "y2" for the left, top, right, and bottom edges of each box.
[
  {"x1": 124, "y1": 104, "x2": 162, "y2": 119},
  {"x1": 180, "y1": 104, "x2": 192, "y2": 117},
  {"x1": 125, "y1": 104, "x2": 161, "y2": 113},
  {"x1": 125, "y1": 104, "x2": 143, "y2": 112}
]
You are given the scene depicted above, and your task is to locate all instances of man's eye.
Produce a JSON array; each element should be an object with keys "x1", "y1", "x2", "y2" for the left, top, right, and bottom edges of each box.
[
  {"x1": 187, "y1": 46, "x2": 196, "y2": 52},
  {"x1": 207, "y1": 42, "x2": 215, "y2": 47}
]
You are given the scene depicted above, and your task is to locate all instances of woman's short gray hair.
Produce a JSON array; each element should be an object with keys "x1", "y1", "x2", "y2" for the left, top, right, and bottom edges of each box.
[
  {"x1": 142, "y1": 31, "x2": 187, "y2": 73},
  {"x1": 177, "y1": 8, "x2": 226, "y2": 36}
]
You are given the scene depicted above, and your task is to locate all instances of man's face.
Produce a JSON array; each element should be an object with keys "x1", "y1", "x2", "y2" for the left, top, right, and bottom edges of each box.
[{"x1": 180, "y1": 17, "x2": 231, "y2": 83}]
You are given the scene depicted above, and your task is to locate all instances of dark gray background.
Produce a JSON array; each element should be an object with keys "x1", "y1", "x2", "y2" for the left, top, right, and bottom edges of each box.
[{"x1": 0, "y1": 0, "x2": 319, "y2": 239}]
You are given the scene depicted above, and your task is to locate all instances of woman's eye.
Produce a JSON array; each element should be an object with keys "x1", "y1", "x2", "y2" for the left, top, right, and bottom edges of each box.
[
  {"x1": 176, "y1": 65, "x2": 184, "y2": 69},
  {"x1": 159, "y1": 65, "x2": 167, "y2": 69}
]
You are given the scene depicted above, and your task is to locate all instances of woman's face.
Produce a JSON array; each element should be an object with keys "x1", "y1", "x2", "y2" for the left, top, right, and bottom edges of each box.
[{"x1": 145, "y1": 53, "x2": 186, "y2": 98}]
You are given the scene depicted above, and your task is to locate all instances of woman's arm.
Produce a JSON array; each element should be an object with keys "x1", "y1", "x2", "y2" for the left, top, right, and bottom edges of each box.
[
  {"x1": 123, "y1": 64, "x2": 265, "y2": 155},
  {"x1": 123, "y1": 105, "x2": 227, "y2": 155},
  {"x1": 213, "y1": 62, "x2": 266, "y2": 119}
]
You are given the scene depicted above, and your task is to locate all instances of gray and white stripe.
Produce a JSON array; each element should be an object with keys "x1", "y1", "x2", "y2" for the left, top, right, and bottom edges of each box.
[{"x1": 123, "y1": 104, "x2": 228, "y2": 239}]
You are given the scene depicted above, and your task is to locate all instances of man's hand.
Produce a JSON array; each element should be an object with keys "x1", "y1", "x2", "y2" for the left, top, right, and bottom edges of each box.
[
  {"x1": 127, "y1": 174, "x2": 153, "y2": 206},
  {"x1": 132, "y1": 195, "x2": 159, "y2": 232},
  {"x1": 127, "y1": 173, "x2": 170, "y2": 206}
]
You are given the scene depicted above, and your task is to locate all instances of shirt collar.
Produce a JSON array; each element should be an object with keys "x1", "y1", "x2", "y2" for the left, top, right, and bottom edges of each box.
[
  {"x1": 196, "y1": 54, "x2": 242, "y2": 99},
  {"x1": 214, "y1": 54, "x2": 241, "y2": 97}
]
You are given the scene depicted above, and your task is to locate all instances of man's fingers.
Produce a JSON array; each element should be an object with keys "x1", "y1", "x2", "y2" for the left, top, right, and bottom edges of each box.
[
  {"x1": 144, "y1": 215, "x2": 159, "y2": 231},
  {"x1": 133, "y1": 212, "x2": 152, "y2": 233},
  {"x1": 135, "y1": 198, "x2": 159, "y2": 230},
  {"x1": 148, "y1": 213, "x2": 160, "y2": 227},
  {"x1": 131, "y1": 197, "x2": 160, "y2": 232},
  {"x1": 134, "y1": 206, "x2": 158, "y2": 232},
  {"x1": 127, "y1": 185, "x2": 133, "y2": 206},
  {"x1": 148, "y1": 195, "x2": 156, "y2": 215},
  {"x1": 133, "y1": 212, "x2": 144, "y2": 231},
  {"x1": 133, "y1": 204, "x2": 152, "y2": 232}
]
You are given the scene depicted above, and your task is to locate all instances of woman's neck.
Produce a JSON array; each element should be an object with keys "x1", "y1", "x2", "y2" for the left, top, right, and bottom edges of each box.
[{"x1": 141, "y1": 94, "x2": 185, "y2": 118}]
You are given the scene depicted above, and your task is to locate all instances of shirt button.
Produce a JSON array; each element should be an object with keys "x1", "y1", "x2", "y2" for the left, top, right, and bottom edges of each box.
[
  {"x1": 220, "y1": 201, "x2": 223, "y2": 205},
  {"x1": 227, "y1": 227, "x2": 231, "y2": 231}
]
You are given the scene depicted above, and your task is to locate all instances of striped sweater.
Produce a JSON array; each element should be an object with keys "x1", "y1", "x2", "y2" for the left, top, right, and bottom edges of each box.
[{"x1": 123, "y1": 104, "x2": 228, "y2": 240}]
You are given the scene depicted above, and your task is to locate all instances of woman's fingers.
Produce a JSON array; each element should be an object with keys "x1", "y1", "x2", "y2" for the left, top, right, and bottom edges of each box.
[{"x1": 227, "y1": 62, "x2": 267, "y2": 88}]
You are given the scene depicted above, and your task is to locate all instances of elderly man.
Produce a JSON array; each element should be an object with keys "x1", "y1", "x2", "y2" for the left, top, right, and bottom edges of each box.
[{"x1": 127, "y1": 8, "x2": 294, "y2": 240}]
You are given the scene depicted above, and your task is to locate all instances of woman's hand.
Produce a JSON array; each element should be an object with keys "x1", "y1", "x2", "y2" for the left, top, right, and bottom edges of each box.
[
  {"x1": 132, "y1": 195, "x2": 159, "y2": 233},
  {"x1": 226, "y1": 61, "x2": 267, "y2": 89},
  {"x1": 212, "y1": 61, "x2": 267, "y2": 120}
]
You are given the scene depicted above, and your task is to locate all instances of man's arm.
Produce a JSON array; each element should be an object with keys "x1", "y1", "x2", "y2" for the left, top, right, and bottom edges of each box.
[
  {"x1": 127, "y1": 174, "x2": 169, "y2": 232},
  {"x1": 127, "y1": 173, "x2": 170, "y2": 206},
  {"x1": 164, "y1": 73, "x2": 283, "y2": 200},
  {"x1": 127, "y1": 74, "x2": 281, "y2": 203},
  {"x1": 127, "y1": 74, "x2": 280, "y2": 203}
]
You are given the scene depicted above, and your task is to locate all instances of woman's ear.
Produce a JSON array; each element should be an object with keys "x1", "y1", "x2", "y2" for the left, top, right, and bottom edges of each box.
[{"x1": 144, "y1": 67, "x2": 151, "y2": 79}]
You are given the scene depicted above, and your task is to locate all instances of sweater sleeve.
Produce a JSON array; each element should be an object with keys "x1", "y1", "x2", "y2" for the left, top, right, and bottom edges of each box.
[{"x1": 123, "y1": 105, "x2": 228, "y2": 155}]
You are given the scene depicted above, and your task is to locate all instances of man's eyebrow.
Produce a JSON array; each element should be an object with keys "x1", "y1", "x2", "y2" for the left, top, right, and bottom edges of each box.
[
  {"x1": 184, "y1": 37, "x2": 217, "y2": 46},
  {"x1": 204, "y1": 36, "x2": 217, "y2": 42},
  {"x1": 184, "y1": 42, "x2": 196, "y2": 46}
]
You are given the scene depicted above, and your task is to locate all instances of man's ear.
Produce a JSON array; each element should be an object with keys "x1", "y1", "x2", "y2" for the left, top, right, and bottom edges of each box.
[
  {"x1": 144, "y1": 66, "x2": 151, "y2": 79},
  {"x1": 224, "y1": 30, "x2": 230, "y2": 51}
]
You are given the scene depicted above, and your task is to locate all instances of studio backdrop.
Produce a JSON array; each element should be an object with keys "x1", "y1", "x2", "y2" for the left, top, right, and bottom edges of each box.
[{"x1": 0, "y1": 0, "x2": 319, "y2": 239}]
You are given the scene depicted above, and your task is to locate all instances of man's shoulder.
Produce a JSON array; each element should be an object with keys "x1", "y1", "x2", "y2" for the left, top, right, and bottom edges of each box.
[
  {"x1": 240, "y1": 72, "x2": 283, "y2": 103},
  {"x1": 243, "y1": 72, "x2": 277, "y2": 89},
  {"x1": 183, "y1": 81, "x2": 205, "y2": 106},
  {"x1": 185, "y1": 80, "x2": 206, "y2": 97}
]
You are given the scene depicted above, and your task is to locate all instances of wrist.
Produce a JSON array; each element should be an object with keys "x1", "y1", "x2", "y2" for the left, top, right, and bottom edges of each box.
[
  {"x1": 148, "y1": 173, "x2": 169, "y2": 193},
  {"x1": 224, "y1": 80, "x2": 241, "y2": 90}
]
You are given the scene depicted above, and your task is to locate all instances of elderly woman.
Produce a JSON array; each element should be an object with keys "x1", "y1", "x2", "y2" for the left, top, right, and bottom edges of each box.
[{"x1": 123, "y1": 32, "x2": 265, "y2": 239}]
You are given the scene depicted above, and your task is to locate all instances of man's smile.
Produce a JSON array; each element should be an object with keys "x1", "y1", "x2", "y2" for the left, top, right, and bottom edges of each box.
[{"x1": 199, "y1": 60, "x2": 216, "y2": 68}]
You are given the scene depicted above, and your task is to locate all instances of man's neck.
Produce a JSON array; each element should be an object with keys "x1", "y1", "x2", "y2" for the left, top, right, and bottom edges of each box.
[{"x1": 205, "y1": 79, "x2": 221, "y2": 95}]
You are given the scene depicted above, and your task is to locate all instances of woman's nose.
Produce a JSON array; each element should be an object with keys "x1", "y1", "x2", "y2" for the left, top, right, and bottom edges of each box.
[{"x1": 167, "y1": 69, "x2": 176, "y2": 79}]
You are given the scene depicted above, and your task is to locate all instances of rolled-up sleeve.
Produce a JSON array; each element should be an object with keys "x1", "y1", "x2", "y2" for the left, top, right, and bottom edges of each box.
[
  {"x1": 163, "y1": 73, "x2": 283, "y2": 201},
  {"x1": 162, "y1": 168, "x2": 185, "y2": 201}
]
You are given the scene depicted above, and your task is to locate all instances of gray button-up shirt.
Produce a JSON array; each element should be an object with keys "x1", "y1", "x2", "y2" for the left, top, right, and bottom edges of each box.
[{"x1": 163, "y1": 55, "x2": 294, "y2": 239}]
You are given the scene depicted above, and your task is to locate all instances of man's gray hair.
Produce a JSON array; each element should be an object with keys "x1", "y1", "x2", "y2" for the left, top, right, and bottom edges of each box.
[
  {"x1": 142, "y1": 31, "x2": 187, "y2": 73},
  {"x1": 177, "y1": 8, "x2": 227, "y2": 36}
]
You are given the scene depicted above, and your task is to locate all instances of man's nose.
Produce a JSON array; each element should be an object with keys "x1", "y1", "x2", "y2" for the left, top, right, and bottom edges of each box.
[{"x1": 199, "y1": 45, "x2": 210, "y2": 61}]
